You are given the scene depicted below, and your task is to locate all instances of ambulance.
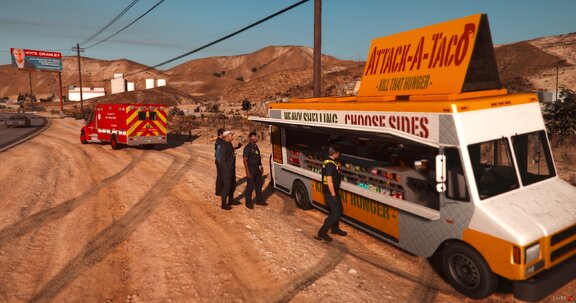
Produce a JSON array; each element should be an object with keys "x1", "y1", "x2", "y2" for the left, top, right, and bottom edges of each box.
[
  {"x1": 80, "y1": 103, "x2": 168, "y2": 149},
  {"x1": 250, "y1": 14, "x2": 576, "y2": 301}
]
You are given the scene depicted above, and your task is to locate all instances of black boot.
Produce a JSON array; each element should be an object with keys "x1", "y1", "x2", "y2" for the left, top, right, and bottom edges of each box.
[
  {"x1": 221, "y1": 197, "x2": 232, "y2": 210},
  {"x1": 315, "y1": 232, "x2": 333, "y2": 242}
]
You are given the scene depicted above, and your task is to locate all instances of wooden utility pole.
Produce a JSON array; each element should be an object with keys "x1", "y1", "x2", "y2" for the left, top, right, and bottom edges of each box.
[
  {"x1": 28, "y1": 71, "x2": 33, "y2": 110},
  {"x1": 313, "y1": 0, "x2": 322, "y2": 97},
  {"x1": 58, "y1": 72, "x2": 64, "y2": 117},
  {"x1": 72, "y1": 43, "x2": 85, "y2": 114}
]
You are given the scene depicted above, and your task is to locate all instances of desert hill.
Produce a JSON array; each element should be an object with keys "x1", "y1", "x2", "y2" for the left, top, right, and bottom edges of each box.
[
  {"x1": 495, "y1": 33, "x2": 576, "y2": 92},
  {"x1": 1, "y1": 34, "x2": 575, "y2": 106},
  {"x1": 165, "y1": 45, "x2": 355, "y2": 97}
]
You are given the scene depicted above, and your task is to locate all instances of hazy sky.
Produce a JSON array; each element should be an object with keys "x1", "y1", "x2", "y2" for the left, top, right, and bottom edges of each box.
[{"x1": 1, "y1": 0, "x2": 575, "y2": 69}]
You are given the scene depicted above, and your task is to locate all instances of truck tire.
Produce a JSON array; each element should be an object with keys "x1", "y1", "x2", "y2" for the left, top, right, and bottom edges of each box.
[
  {"x1": 110, "y1": 135, "x2": 121, "y2": 150},
  {"x1": 442, "y1": 242, "x2": 498, "y2": 299},
  {"x1": 80, "y1": 131, "x2": 88, "y2": 144},
  {"x1": 293, "y1": 180, "x2": 312, "y2": 210}
]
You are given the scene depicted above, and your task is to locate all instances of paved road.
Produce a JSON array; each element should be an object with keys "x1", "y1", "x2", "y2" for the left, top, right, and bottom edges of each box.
[{"x1": 0, "y1": 112, "x2": 47, "y2": 151}]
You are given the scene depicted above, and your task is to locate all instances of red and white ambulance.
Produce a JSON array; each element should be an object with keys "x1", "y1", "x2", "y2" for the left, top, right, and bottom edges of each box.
[{"x1": 80, "y1": 103, "x2": 167, "y2": 149}]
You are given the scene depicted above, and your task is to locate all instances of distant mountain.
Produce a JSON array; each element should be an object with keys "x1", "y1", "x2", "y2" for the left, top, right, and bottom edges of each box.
[
  {"x1": 165, "y1": 45, "x2": 355, "y2": 98},
  {"x1": 495, "y1": 33, "x2": 575, "y2": 92},
  {"x1": 0, "y1": 56, "x2": 167, "y2": 99},
  {"x1": 1, "y1": 35, "x2": 574, "y2": 105}
]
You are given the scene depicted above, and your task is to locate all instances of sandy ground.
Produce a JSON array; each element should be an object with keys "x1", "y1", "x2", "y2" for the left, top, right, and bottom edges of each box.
[{"x1": 0, "y1": 118, "x2": 574, "y2": 303}]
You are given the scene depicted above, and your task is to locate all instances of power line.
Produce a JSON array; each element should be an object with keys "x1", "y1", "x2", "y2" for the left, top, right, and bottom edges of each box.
[
  {"x1": 123, "y1": 0, "x2": 310, "y2": 78},
  {"x1": 65, "y1": 0, "x2": 309, "y2": 86},
  {"x1": 85, "y1": 0, "x2": 165, "y2": 49},
  {"x1": 79, "y1": 0, "x2": 141, "y2": 46}
]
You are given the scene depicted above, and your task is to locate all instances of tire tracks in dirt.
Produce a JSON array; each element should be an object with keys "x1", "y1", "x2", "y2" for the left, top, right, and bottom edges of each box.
[
  {"x1": 28, "y1": 152, "x2": 195, "y2": 303},
  {"x1": 404, "y1": 259, "x2": 440, "y2": 303},
  {"x1": 0, "y1": 152, "x2": 145, "y2": 247},
  {"x1": 265, "y1": 240, "x2": 347, "y2": 303},
  {"x1": 270, "y1": 197, "x2": 460, "y2": 301}
]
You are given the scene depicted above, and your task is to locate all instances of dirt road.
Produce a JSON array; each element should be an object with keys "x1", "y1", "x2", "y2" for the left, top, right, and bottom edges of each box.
[{"x1": 0, "y1": 118, "x2": 574, "y2": 303}]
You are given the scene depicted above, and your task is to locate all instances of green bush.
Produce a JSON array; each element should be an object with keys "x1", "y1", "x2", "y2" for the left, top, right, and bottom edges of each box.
[{"x1": 544, "y1": 86, "x2": 576, "y2": 139}]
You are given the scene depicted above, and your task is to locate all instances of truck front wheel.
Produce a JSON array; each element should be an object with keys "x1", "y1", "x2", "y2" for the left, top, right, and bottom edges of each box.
[
  {"x1": 110, "y1": 135, "x2": 121, "y2": 150},
  {"x1": 293, "y1": 180, "x2": 312, "y2": 210},
  {"x1": 442, "y1": 242, "x2": 498, "y2": 299}
]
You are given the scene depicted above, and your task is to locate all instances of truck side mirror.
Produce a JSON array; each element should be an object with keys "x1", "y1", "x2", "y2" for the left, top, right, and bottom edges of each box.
[{"x1": 436, "y1": 154, "x2": 446, "y2": 192}]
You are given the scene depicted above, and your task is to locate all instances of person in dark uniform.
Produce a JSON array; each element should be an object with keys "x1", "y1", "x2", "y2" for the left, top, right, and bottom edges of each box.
[
  {"x1": 220, "y1": 131, "x2": 240, "y2": 210},
  {"x1": 243, "y1": 131, "x2": 266, "y2": 209},
  {"x1": 316, "y1": 146, "x2": 347, "y2": 241},
  {"x1": 214, "y1": 128, "x2": 225, "y2": 196}
]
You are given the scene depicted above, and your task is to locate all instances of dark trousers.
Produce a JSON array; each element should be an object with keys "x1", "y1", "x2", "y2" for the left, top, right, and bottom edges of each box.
[
  {"x1": 245, "y1": 168, "x2": 263, "y2": 206},
  {"x1": 318, "y1": 192, "x2": 343, "y2": 235},
  {"x1": 220, "y1": 172, "x2": 236, "y2": 207},
  {"x1": 215, "y1": 161, "x2": 223, "y2": 195}
]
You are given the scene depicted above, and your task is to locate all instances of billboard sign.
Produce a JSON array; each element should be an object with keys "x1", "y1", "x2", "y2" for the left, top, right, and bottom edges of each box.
[{"x1": 10, "y1": 48, "x2": 62, "y2": 72}]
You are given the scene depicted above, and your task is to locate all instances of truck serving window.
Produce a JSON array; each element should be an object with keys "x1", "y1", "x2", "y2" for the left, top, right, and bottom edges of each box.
[
  {"x1": 468, "y1": 138, "x2": 519, "y2": 200},
  {"x1": 512, "y1": 130, "x2": 556, "y2": 186},
  {"x1": 284, "y1": 128, "x2": 439, "y2": 210}
]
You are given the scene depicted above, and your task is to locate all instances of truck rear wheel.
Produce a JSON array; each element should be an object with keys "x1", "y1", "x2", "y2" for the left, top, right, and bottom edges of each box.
[
  {"x1": 80, "y1": 131, "x2": 88, "y2": 144},
  {"x1": 110, "y1": 135, "x2": 121, "y2": 150},
  {"x1": 293, "y1": 180, "x2": 312, "y2": 210},
  {"x1": 442, "y1": 242, "x2": 498, "y2": 299}
]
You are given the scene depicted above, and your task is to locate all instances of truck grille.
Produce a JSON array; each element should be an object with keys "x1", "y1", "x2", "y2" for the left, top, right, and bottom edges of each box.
[{"x1": 550, "y1": 223, "x2": 576, "y2": 263}]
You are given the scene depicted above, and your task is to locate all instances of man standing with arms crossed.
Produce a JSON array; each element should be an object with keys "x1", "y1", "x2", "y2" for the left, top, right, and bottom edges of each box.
[
  {"x1": 316, "y1": 146, "x2": 347, "y2": 241},
  {"x1": 243, "y1": 131, "x2": 266, "y2": 209}
]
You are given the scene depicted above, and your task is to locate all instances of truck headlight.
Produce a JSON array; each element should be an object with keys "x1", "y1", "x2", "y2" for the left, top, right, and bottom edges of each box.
[{"x1": 525, "y1": 243, "x2": 540, "y2": 264}]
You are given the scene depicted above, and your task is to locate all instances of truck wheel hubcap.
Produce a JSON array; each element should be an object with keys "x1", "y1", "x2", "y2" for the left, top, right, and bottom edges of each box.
[{"x1": 449, "y1": 253, "x2": 480, "y2": 289}]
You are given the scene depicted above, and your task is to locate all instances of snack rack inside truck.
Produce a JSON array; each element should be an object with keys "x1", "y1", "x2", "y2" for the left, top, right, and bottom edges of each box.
[{"x1": 250, "y1": 14, "x2": 576, "y2": 301}]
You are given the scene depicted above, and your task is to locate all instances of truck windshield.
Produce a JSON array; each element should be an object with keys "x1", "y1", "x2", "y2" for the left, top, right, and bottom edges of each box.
[
  {"x1": 512, "y1": 130, "x2": 556, "y2": 186},
  {"x1": 468, "y1": 138, "x2": 519, "y2": 200}
]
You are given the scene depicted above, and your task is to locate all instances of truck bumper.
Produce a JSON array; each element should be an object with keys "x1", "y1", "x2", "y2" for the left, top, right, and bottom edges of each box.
[
  {"x1": 126, "y1": 136, "x2": 167, "y2": 146},
  {"x1": 513, "y1": 255, "x2": 576, "y2": 302}
]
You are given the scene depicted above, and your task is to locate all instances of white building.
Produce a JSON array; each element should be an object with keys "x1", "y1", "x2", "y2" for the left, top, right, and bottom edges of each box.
[
  {"x1": 68, "y1": 87, "x2": 105, "y2": 101},
  {"x1": 111, "y1": 73, "x2": 127, "y2": 95},
  {"x1": 145, "y1": 79, "x2": 155, "y2": 89}
]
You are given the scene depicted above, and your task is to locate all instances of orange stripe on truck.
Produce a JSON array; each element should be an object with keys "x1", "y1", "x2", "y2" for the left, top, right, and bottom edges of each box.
[{"x1": 463, "y1": 228, "x2": 536, "y2": 280}]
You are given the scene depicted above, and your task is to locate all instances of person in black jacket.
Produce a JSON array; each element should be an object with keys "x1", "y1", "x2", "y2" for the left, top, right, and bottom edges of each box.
[
  {"x1": 243, "y1": 131, "x2": 266, "y2": 209},
  {"x1": 219, "y1": 131, "x2": 240, "y2": 210},
  {"x1": 316, "y1": 146, "x2": 347, "y2": 241},
  {"x1": 214, "y1": 128, "x2": 225, "y2": 196}
]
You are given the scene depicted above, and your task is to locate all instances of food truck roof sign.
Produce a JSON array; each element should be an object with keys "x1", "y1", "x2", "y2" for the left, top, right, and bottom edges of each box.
[{"x1": 358, "y1": 14, "x2": 501, "y2": 97}]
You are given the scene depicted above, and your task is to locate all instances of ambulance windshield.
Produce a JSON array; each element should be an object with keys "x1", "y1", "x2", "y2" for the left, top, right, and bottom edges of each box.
[{"x1": 468, "y1": 138, "x2": 520, "y2": 200}]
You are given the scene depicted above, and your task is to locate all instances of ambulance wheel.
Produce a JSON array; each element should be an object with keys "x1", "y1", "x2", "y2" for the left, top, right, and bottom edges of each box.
[
  {"x1": 293, "y1": 180, "x2": 312, "y2": 210},
  {"x1": 80, "y1": 131, "x2": 88, "y2": 144},
  {"x1": 442, "y1": 242, "x2": 498, "y2": 299},
  {"x1": 110, "y1": 135, "x2": 121, "y2": 150}
]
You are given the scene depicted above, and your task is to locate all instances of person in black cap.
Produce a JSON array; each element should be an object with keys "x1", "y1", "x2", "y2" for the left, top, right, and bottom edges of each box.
[
  {"x1": 243, "y1": 131, "x2": 266, "y2": 209},
  {"x1": 214, "y1": 128, "x2": 225, "y2": 197},
  {"x1": 220, "y1": 131, "x2": 241, "y2": 210},
  {"x1": 316, "y1": 146, "x2": 347, "y2": 241}
]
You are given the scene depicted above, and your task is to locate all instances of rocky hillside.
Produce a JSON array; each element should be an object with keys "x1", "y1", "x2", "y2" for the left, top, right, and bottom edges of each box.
[
  {"x1": 1, "y1": 34, "x2": 575, "y2": 106},
  {"x1": 495, "y1": 33, "x2": 576, "y2": 92}
]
